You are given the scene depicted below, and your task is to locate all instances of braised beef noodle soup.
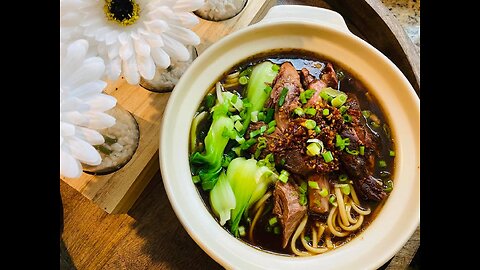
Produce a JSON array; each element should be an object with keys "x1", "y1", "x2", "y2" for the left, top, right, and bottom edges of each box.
[{"x1": 189, "y1": 50, "x2": 395, "y2": 256}]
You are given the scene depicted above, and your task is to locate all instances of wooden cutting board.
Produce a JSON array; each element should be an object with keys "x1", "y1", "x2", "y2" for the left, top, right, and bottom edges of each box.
[{"x1": 60, "y1": 0, "x2": 420, "y2": 218}]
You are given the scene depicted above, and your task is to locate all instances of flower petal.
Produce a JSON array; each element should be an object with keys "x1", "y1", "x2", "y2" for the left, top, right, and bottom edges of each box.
[
  {"x1": 122, "y1": 56, "x2": 140, "y2": 84},
  {"x1": 137, "y1": 55, "x2": 156, "y2": 80},
  {"x1": 106, "y1": 57, "x2": 122, "y2": 81},
  {"x1": 133, "y1": 37, "x2": 151, "y2": 57},
  {"x1": 107, "y1": 43, "x2": 120, "y2": 60},
  {"x1": 61, "y1": 39, "x2": 89, "y2": 76},
  {"x1": 118, "y1": 34, "x2": 134, "y2": 60},
  {"x1": 60, "y1": 148, "x2": 83, "y2": 178},
  {"x1": 65, "y1": 137, "x2": 102, "y2": 165},
  {"x1": 75, "y1": 126, "x2": 105, "y2": 145},
  {"x1": 82, "y1": 93, "x2": 117, "y2": 111},
  {"x1": 175, "y1": 12, "x2": 200, "y2": 28},
  {"x1": 167, "y1": 25, "x2": 200, "y2": 45},
  {"x1": 150, "y1": 47, "x2": 170, "y2": 68},
  {"x1": 173, "y1": 0, "x2": 205, "y2": 12},
  {"x1": 143, "y1": 19, "x2": 169, "y2": 34},
  {"x1": 163, "y1": 35, "x2": 190, "y2": 61},
  {"x1": 69, "y1": 80, "x2": 107, "y2": 98},
  {"x1": 82, "y1": 111, "x2": 116, "y2": 130},
  {"x1": 63, "y1": 57, "x2": 105, "y2": 90}
]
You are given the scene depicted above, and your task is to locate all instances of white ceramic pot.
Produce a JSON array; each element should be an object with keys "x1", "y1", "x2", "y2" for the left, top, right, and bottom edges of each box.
[{"x1": 160, "y1": 5, "x2": 419, "y2": 270}]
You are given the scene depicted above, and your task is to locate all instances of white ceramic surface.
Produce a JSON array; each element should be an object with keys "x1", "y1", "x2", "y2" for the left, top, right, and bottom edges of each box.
[{"x1": 160, "y1": 5, "x2": 419, "y2": 270}]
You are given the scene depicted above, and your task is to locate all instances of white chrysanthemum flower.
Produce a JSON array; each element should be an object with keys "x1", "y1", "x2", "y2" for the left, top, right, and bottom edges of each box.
[
  {"x1": 60, "y1": 0, "x2": 205, "y2": 85},
  {"x1": 60, "y1": 39, "x2": 117, "y2": 178}
]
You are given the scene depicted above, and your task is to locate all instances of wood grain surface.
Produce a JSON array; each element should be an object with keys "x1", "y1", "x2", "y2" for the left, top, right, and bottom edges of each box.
[{"x1": 60, "y1": 0, "x2": 420, "y2": 269}]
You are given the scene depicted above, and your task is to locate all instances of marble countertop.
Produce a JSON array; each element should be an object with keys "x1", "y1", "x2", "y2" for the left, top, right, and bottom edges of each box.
[{"x1": 381, "y1": 0, "x2": 420, "y2": 54}]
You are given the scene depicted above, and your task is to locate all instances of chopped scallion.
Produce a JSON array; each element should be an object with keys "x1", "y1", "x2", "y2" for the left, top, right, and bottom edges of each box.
[
  {"x1": 251, "y1": 111, "x2": 258, "y2": 122},
  {"x1": 329, "y1": 194, "x2": 337, "y2": 206},
  {"x1": 268, "y1": 120, "x2": 277, "y2": 128},
  {"x1": 272, "y1": 64, "x2": 280, "y2": 72},
  {"x1": 345, "y1": 147, "x2": 359, "y2": 155},
  {"x1": 265, "y1": 108, "x2": 274, "y2": 123},
  {"x1": 279, "y1": 170, "x2": 290, "y2": 183},
  {"x1": 264, "y1": 86, "x2": 272, "y2": 95},
  {"x1": 308, "y1": 181, "x2": 320, "y2": 190},
  {"x1": 359, "y1": 146, "x2": 365, "y2": 155},
  {"x1": 378, "y1": 160, "x2": 387, "y2": 168},
  {"x1": 305, "y1": 119, "x2": 317, "y2": 129},
  {"x1": 362, "y1": 110, "x2": 371, "y2": 118},
  {"x1": 230, "y1": 115, "x2": 241, "y2": 122},
  {"x1": 294, "y1": 107, "x2": 304, "y2": 116},
  {"x1": 304, "y1": 89, "x2": 316, "y2": 99},
  {"x1": 343, "y1": 114, "x2": 352, "y2": 123},
  {"x1": 314, "y1": 126, "x2": 321, "y2": 134},
  {"x1": 384, "y1": 179, "x2": 394, "y2": 192},
  {"x1": 339, "y1": 105, "x2": 349, "y2": 114},
  {"x1": 239, "y1": 66, "x2": 253, "y2": 77},
  {"x1": 240, "y1": 138, "x2": 257, "y2": 150},
  {"x1": 234, "y1": 120, "x2": 243, "y2": 132},
  {"x1": 389, "y1": 150, "x2": 396, "y2": 157},
  {"x1": 273, "y1": 226, "x2": 281, "y2": 235},
  {"x1": 331, "y1": 93, "x2": 348, "y2": 107},
  {"x1": 322, "y1": 151, "x2": 334, "y2": 163},
  {"x1": 238, "y1": 226, "x2": 246, "y2": 236},
  {"x1": 322, "y1": 108, "x2": 330, "y2": 116},
  {"x1": 370, "y1": 121, "x2": 380, "y2": 128},
  {"x1": 318, "y1": 187, "x2": 328, "y2": 197},
  {"x1": 192, "y1": 175, "x2": 201, "y2": 183},
  {"x1": 338, "y1": 174, "x2": 348, "y2": 182},
  {"x1": 268, "y1": 217, "x2": 278, "y2": 226},
  {"x1": 278, "y1": 87, "x2": 289, "y2": 106},
  {"x1": 299, "y1": 194, "x2": 307, "y2": 205},
  {"x1": 258, "y1": 111, "x2": 266, "y2": 121},
  {"x1": 305, "y1": 107, "x2": 316, "y2": 116},
  {"x1": 266, "y1": 126, "x2": 276, "y2": 134}
]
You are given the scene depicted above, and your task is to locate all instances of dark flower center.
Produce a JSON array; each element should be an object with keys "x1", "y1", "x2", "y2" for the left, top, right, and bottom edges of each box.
[{"x1": 104, "y1": 0, "x2": 140, "y2": 26}]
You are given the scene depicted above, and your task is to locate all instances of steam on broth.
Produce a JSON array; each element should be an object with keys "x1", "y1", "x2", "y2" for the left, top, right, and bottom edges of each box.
[{"x1": 189, "y1": 50, "x2": 395, "y2": 256}]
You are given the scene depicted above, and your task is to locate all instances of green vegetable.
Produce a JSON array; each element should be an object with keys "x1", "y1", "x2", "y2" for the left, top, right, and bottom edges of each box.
[
  {"x1": 103, "y1": 135, "x2": 117, "y2": 145},
  {"x1": 239, "y1": 66, "x2": 253, "y2": 77},
  {"x1": 314, "y1": 126, "x2": 321, "y2": 134},
  {"x1": 266, "y1": 126, "x2": 276, "y2": 134},
  {"x1": 338, "y1": 174, "x2": 348, "y2": 182},
  {"x1": 345, "y1": 147, "x2": 359, "y2": 155},
  {"x1": 279, "y1": 170, "x2": 290, "y2": 183},
  {"x1": 299, "y1": 92, "x2": 307, "y2": 104},
  {"x1": 389, "y1": 150, "x2": 396, "y2": 157},
  {"x1": 304, "y1": 89, "x2": 316, "y2": 99},
  {"x1": 370, "y1": 121, "x2": 380, "y2": 128},
  {"x1": 339, "y1": 105, "x2": 349, "y2": 114},
  {"x1": 268, "y1": 217, "x2": 278, "y2": 226},
  {"x1": 304, "y1": 107, "x2": 316, "y2": 116},
  {"x1": 190, "y1": 100, "x2": 235, "y2": 190},
  {"x1": 322, "y1": 151, "x2": 334, "y2": 163},
  {"x1": 226, "y1": 157, "x2": 277, "y2": 236},
  {"x1": 278, "y1": 87, "x2": 288, "y2": 106},
  {"x1": 359, "y1": 146, "x2": 365, "y2": 156},
  {"x1": 306, "y1": 142, "x2": 321, "y2": 156},
  {"x1": 331, "y1": 93, "x2": 348, "y2": 108},
  {"x1": 378, "y1": 160, "x2": 387, "y2": 168},
  {"x1": 305, "y1": 119, "x2": 316, "y2": 129},
  {"x1": 190, "y1": 111, "x2": 209, "y2": 153},
  {"x1": 319, "y1": 187, "x2": 329, "y2": 197},
  {"x1": 210, "y1": 171, "x2": 236, "y2": 225},
  {"x1": 362, "y1": 110, "x2": 371, "y2": 118},
  {"x1": 322, "y1": 109, "x2": 329, "y2": 116},
  {"x1": 238, "y1": 226, "x2": 246, "y2": 237},
  {"x1": 241, "y1": 61, "x2": 279, "y2": 134},
  {"x1": 308, "y1": 181, "x2": 320, "y2": 190},
  {"x1": 95, "y1": 145, "x2": 112, "y2": 155},
  {"x1": 204, "y1": 93, "x2": 216, "y2": 110},
  {"x1": 329, "y1": 194, "x2": 337, "y2": 206},
  {"x1": 264, "y1": 108, "x2": 275, "y2": 123},
  {"x1": 293, "y1": 107, "x2": 304, "y2": 116},
  {"x1": 239, "y1": 76, "x2": 249, "y2": 85},
  {"x1": 336, "y1": 184, "x2": 351, "y2": 195},
  {"x1": 272, "y1": 64, "x2": 280, "y2": 71},
  {"x1": 335, "y1": 134, "x2": 350, "y2": 151},
  {"x1": 254, "y1": 137, "x2": 267, "y2": 158},
  {"x1": 273, "y1": 226, "x2": 281, "y2": 235},
  {"x1": 192, "y1": 175, "x2": 201, "y2": 184},
  {"x1": 384, "y1": 179, "x2": 394, "y2": 192}
]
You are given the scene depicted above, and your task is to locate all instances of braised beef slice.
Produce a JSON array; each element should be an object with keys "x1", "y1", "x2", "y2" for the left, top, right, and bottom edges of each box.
[
  {"x1": 273, "y1": 180, "x2": 307, "y2": 249},
  {"x1": 266, "y1": 62, "x2": 302, "y2": 132},
  {"x1": 300, "y1": 63, "x2": 339, "y2": 107},
  {"x1": 307, "y1": 174, "x2": 330, "y2": 215},
  {"x1": 339, "y1": 94, "x2": 385, "y2": 201}
]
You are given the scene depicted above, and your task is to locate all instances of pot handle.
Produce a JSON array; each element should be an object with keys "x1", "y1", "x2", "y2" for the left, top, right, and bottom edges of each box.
[{"x1": 257, "y1": 5, "x2": 351, "y2": 34}]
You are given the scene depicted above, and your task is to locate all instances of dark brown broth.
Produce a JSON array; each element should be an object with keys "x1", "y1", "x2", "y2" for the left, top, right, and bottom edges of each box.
[{"x1": 191, "y1": 49, "x2": 395, "y2": 255}]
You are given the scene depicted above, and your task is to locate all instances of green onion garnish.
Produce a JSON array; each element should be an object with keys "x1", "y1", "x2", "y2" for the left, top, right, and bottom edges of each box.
[
  {"x1": 359, "y1": 146, "x2": 365, "y2": 155},
  {"x1": 336, "y1": 184, "x2": 351, "y2": 195},
  {"x1": 322, "y1": 108, "x2": 330, "y2": 116},
  {"x1": 378, "y1": 160, "x2": 387, "y2": 168},
  {"x1": 339, "y1": 105, "x2": 349, "y2": 114},
  {"x1": 269, "y1": 217, "x2": 278, "y2": 226},
  {"x1": 240, "y1": 138, "x2": 257, "y2": 150},
  {"x1": 319, "y1": 187, "x2": 328, "y2": 197},
  {"x1": 389, "y1": 150, "x2": 395, "y2": 157},
  {"x1": 293, "y1": 107, "x2": 304, "y2": 116},
  {"x1": 258, "y1": 111, "x2": 266, "y2": 121},
  {"x1": 299, "y1": 194, "x2": 307, "y2": 206},
  {"x1": 370, "y1": 121, "x2": 380, "y2": 128},
  {"x1": 251, "y1": 111, "x2": 258, "y2": 122},
  {"x1": 329, "y1": 194, "x2": 337, "y2": 206},
  {"x1": 235, "y1": 135, "x2": 245, "y2": 144},
  {"x1": 205, "y1": 93, "x2": 216, "y2": 109},
  {"x1": 273, "y1": 226, "x2": 281, "y2": 235},
  {"x1": 322, "y1": 151, "x2": 334, "y2": 163},
  {"x1": 380, "y1": 171, "x2": 391, "y2": 178},
  {"x1": 192, "y1": 175, "x2": 201, "y2": 183},
  {"x1": 299, "y1": 92, "x2": 307, "y2": 104},
  {"x1": 384, "y1": 179, "x2": 394, "y2": 192},
  {"x1": 265, "y1": 108, "x2": 274, "y2": 123},
  {"x1": 314, "y1": 126, "x2": 321, "y2": 134},
  {"x1": 304, "y1": 89, "x2": 316, "y2": 99},
  {"x1": 278, "y1": 87, "x2": 289, "y2": 106},
  {"x1": 306, "y1": 142, "x2": 321, "y2": 156},
  {"x1": 279, "y1": 170, "x2": 290, "y2": 183},
  {"x1": 95, "y1": 145, "x2": 112, "y2": 155},
  {"x1": 338, "y1": 174, "x2": 348, "y2": 182},
  {"x1": 335, "y1": 134, "x2": 350, "y2": 151},
  {"x1": 343, "y1": 114, "x2": 352, "y2": 123},
  {"x1": 230, "y1": 115, "x2": 241, "y2": 122},
  {"x1": 345, "y1": 147, "x2": 359, "y2": 155},
  {"x1": 304, "y1": 235, "x2": 311, "y2": 242},
  {"x1": 272, "y1": 64, "x2": 280, "y2": 71},
  {"x1": 308, "y1": 181, "x2": 320, "y2": 190},
  {"x1": 238, "y1": 226, "x2": 246, "y2": 237},
  {"x1": 234, "y1": 120, "x2": 243, "y2": 132},
  {"x1": 319, "y1": 91, "x2": 331, "y2": 102},
  {"x1": 305, "y1": 119, "x2": 317, "y2": 129},
  {"x1": 231, "y1": 94, "x2": 238, "y2": 104},
  {"x1": 266, "y1": 126, "x2": 276, "y2": 134},
  {"x1": 242, "y1": 98, "x2": 252, "y2": 108},
  {"x1": 268, "y1": 120, "x2": 277, "y2": 128},
  {"x1": 305, "y1": 107, "x2": 316, "y2": 116},
  {"x1": 331, "y1": 93, "x2": 348, "y2": 107},
  {"x1": 362, "y1": 110, "x2": 371, "y2": 118},
  {"x1": 264, "y1": 86, "x2": 272, "y2": 95},
  {"x1": 239, "y1": 66, "x2": 253, "y2": 77}
]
